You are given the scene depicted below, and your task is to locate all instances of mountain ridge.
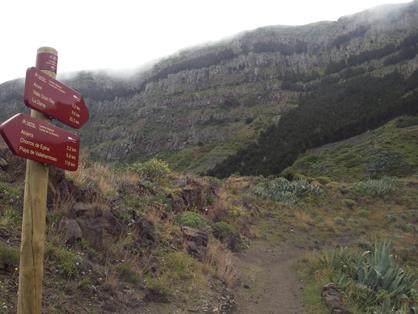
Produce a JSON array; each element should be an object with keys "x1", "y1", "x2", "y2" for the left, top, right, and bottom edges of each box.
[{"x1": 1, "y1": 1, "x2": 418, "y2": 175}]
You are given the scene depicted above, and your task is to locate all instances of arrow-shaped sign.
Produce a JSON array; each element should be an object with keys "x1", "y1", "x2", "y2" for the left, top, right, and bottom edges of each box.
[
  {"x1": 0, "y1": 113, "x2": 80, "y2": 171},
  {"x1": 24, "y1": 67, "x2": 89, "y2": 129}
]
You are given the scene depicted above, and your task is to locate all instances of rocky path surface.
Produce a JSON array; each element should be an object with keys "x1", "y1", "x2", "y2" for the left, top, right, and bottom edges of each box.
[{"x1": 233, "y1": 241, "x2": 305, "y2": 314}]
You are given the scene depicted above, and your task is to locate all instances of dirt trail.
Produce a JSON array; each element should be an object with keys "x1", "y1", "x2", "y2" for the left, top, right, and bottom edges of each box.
[{"x1": 234, "y1": 241, "x2": 305, "y2": 314}]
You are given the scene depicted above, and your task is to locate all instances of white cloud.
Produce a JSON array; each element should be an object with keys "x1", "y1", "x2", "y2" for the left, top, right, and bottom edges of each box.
[{"x1": 0, "y1": 0, "x2": 411, "y2": 83}]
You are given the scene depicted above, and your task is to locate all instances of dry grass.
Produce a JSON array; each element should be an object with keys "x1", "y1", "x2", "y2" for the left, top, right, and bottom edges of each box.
[
  {"x1": 294, "y1": 210, "x2": 315, "y2": 228},
  {"x1": 67, "y1": 159, "x2": 139, "y2": 197},
  {"x1": 205, "y1": 239, "x2": 239, "y2": 287},
  {"x1": 49, "y1": 190, "x2": 75, "y2": 216}
]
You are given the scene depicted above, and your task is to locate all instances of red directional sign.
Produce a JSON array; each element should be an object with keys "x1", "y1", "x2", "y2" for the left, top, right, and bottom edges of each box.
[
  {"x1": 0, "y1": 113, "x2": 80, "y2": 171},
  {"x1": 24, "y1": 67, "x2": 89, "y2": 129}
]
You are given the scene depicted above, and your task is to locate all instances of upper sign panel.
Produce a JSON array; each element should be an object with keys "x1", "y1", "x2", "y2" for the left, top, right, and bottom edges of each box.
[{"x1": 24, "y1": 67, "x2": 89, "y2": 129}]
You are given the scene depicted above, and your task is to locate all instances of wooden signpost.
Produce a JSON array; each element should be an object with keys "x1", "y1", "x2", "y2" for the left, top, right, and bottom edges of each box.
[{"x1": 0, "y1": 47, "x2": 89, "y2": 314}]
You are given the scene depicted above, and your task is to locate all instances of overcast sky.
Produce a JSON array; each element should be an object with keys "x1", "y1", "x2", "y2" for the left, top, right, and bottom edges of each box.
[{"x1": 0, "y1": 0, "x2": 411, "y2": 84}]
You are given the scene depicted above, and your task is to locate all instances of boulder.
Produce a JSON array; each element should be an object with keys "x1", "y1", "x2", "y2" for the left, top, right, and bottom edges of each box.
[
  {"x1": 167, "y1": 194, "x2": 184, "y2": 213},
  {"x1": 321, "y1": 283, "x2": 352, "y2": 314},
  {"x1": 77, "y1": 217, "x2": 109, "y2": 249},
  {"x1": 59, "y1": 218, "x2": 82, "y2": 244},
  {"x1": 182, "y1": 226, "x2": 209, "y2": 260},
  {"x1": 181, "y1": 226, "x2": 209, "y2": 247},
  {"x1": 181, "y1": 184, "x2": 205, "y2": 210},
  {"x1": 71, "y1": 202, "x2": 91, "y2": 217},
  {"x1": 133, "y1": 217, "x2": 156, "y2": 248}
]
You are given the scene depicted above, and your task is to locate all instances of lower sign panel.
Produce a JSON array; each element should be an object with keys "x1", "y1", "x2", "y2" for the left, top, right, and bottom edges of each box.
[{"x1": 0, "y1": 113, "x2": 79, "y2": 171}]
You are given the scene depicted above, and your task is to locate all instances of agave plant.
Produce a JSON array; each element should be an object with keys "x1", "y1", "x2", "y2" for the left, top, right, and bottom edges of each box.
[
  {"x1": 356, "y1": 241, "x2": 417, "y2": 309},
  {"x1": 320, "y1": 241, "x2": 418, "y2": 312}
]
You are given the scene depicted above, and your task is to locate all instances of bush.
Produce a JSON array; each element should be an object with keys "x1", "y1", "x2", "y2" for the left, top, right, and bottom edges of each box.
[
  {"x1": 163, "y1": 252, "x2": 198, "y2": 280},
  {"x1": 115, "y1": 262, "x2": 141, "y2": 284},
  {"x1": 46, "y1": 245, "x2": 82, "y2": 279},
  {"x1": 320, "y1": 242, "x2": 418, "y2": 313},
  {"x1": 353, "y1": 176, "x2": 398, "y2": 197},
  {"x1": 130, "y1": 159, "x2": 170, "y2": 181},
  {"x1": 0, "y1": 242, "x2": 19, "y2": 272},
  {"x1": 395, "y1": 115, "x2": 418, "y2": 128},
  {"x1": 367, "y1": 150, "x2": 411, "y2": 177},
  {"x1": 146, "y1": 251, "x2": 204, "y2": 299},
  {"x1": 175, "y1": 211, "x2": 211, "y2": 230},
  {"x1": 0, "y1": 181, "x2": 21, "y2": 199},
  {"x1": 251, "y1": 177, "x2": 322, "y2": 205},
  {"x1": 212, "y1": 222, "x2": 234, "y2": 240}
]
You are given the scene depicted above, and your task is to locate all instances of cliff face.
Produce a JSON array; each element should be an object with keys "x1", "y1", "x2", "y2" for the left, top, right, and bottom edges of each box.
[{"x1": 1, "y1": 2, "x2": 418, "y2": 173}]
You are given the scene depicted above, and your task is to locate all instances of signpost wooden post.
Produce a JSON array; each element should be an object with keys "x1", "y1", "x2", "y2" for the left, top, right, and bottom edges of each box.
[
  {"x1": 0, "y1": 47, "x2": 88, "y2": 314},
  {"x1": 17, "y1": 47, "x2": 58, "y2": 314}
]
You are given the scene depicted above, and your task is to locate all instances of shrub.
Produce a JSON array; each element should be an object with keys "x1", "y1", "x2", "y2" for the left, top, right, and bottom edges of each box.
[
  {"x1": 320, "y1": 242, "x2": 418, "y2": 313},
  {"x1": 175, "y1": 211, "x2": 211, "y2": 230},
  {"x1": 0, "y1": 242, "x2": 19, "y2": 272},
  {"x1": 145, "y1": 276, "x2": 172, "y2": 301},
  {"x1": 115, "y1": 262, "x2": 141, "y2": 284},
  {"x1": 353, "y1": 176, "x2": 398, "y2": 197},
  {"x1": 163, "y1": 252, "x2": 198, "y2": 280},
  {"x1": 46, "y1": 245, "x2": 82, "y2": 279},
  {"x1": 251, "y1": 177, "x2": 322, "y2": 205},
  {"x1": 0, "y1": 181, "x2": 21, "y2": 199},
  {"x1": 130, "y1": 159, "x2": 170, "y2": 181},
  {"x1": 367, "y1": 150, "x2": 411, "y2": 177},
  {"x1": 395, "y1": 115, "x2": 418, "y2": 128},
  {"x1": 146, "y1": 251, "x2": 204, "y2": 299},
  {"x1": 0, "y1": 208, "x2": 21, "y2": 226},
  {"x1": 212, "y1": 222, "x2": 234, "y2": 240}
]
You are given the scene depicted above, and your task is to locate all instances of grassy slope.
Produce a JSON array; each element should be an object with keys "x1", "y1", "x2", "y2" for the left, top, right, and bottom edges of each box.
[
  {"x1": 277, "y1": 116, "x2": 418, "y2": 313},
  {"x1": 0, "y1": 156, "x2": 256, "y2": 313},
  {"x1": 283, "y1": 115, "x2": 418, "y2": 181}
]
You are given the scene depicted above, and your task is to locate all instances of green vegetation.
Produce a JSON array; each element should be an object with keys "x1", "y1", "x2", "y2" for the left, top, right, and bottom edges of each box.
[
  {"x1": 0, "y1": 181, "x2": 21, "y2": 199},
  {"x1": 130, "y1": 158, "x2": 171, "y2": 181},
  {"x1": 280, "y1": 116, "x2": 418, "y2": 181},
  {"x1": 317, "y1": 242, "x2": 418, "y2": 313},
  {"x1": 353, "y1": 176, "x2": 398, "y2": 197},
  {"x1": 251, "y1": 177, "x2": 322, "y2": 206},
  {"x1": 0, "y1": 242, "x2": 19, "y2": 272},
  {"x1": 212, "y1": 221, "x2": 235, "y2": 240},
  {"x1": 175, "y1": 211, "x2": 211, "y2": 231},
  {"x1": 396, "y1": 115, "x2": 418, "y2": 128},
  {"x1": 115, "y1": 262, "x2": 141, "y2": 284},
  {"x1": 146, "y1": 251, "x2": 206, "y2": 298},
  {"x1": 46, "y1": 245, "x2": 83, "y2": 279}
]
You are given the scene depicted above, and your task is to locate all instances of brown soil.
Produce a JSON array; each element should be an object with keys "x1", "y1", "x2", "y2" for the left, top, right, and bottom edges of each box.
[{"x1": 234, "y1": 241, "x2": 304, "y2": 314}]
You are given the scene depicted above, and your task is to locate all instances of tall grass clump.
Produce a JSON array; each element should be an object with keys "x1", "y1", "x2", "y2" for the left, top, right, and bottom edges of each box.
[
  {"x1": 251, "y1": 177, "x2": 322, "y2": 205},
  {"x1": 320, "y1": 242, "x2": 418, "y2": 313},
  {"x1": 353, "y1": 176, "x2": 398, "y2": 197}
]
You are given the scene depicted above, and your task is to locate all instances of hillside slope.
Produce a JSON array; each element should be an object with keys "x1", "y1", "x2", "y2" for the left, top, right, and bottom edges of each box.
[
  {"x1": 283, "y1": 115, "x2": 418, "y2": 181},
  {"x1": 0, "y1": 119, "x2": 416, "y2": 313},
  {"x1": 1, "y1": 2, "x2": 418, "y2": 174}
]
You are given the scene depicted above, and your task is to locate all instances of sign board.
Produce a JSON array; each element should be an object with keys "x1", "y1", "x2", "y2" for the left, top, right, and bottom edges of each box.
[
  {"x1": 36, "y1": 52, "x2": 58, "y2": 73},
  {"x1": 24, "y1": 67, "x2": 89, "y2": 129},
  {"x1": 0, "y1": 113, "x2": 80, "y2": 171}
]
